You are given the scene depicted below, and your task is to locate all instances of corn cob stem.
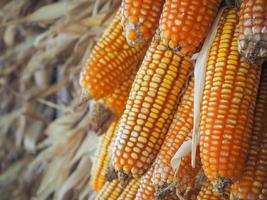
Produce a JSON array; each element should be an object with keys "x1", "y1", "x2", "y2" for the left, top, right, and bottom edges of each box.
[
  {"x1": 79, "y1": 9, "x2": 147, "y2": 100},
  {"x1": 91, "y1": 121, "x2": 118, "y2": 192},
  {"x1": 112, "y1": 33, "x2": 192, "y2": 180},
  {"x1": 199, "y1": 7, "x2": 261, "y2": 196},
  {"x1": 230, "y1": 63, "x2": 267, "y2": 200},
  {"x1": 121, "y1": 0, "x2": 164, "y2": 46},
  {"x1": 159, "y1": 0, "x2": 221, "y2": 55},
  {"x1": 238, "y1": 0, "x2": 267, "y2": 62}
]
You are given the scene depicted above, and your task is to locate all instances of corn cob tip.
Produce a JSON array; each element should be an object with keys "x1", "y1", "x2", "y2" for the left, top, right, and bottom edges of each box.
[
  {"x1": 238, "y1": 38, "x2": 267, "y2": 63},
  {"x1": 155, "y1": 183, "x2": 176, "y2": 199},
  {"x1": 124, "y1": 23, "x2": 144, "y2": 47},
  {"x1": 105, "y1": 166, "x2": 118, "y2": 182},
  {"x1": 118, "y1": 170, "x2": 131, "y2": 187},
  {"x1": 212, "y1": 177, "x2": 233, "y2": 199}
]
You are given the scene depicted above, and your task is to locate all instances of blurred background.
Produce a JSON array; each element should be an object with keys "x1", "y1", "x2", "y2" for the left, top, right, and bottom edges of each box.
[{"x1": 0, "y1": 0, "x2": 120, "y2": 199}]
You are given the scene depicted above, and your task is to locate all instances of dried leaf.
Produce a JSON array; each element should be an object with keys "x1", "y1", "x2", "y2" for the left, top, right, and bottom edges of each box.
[
  {"x1": 25, "y1": 2, "x2": 79, "y2": 22},
  {"x1": 171, "y1": 140, "x2": 192, "y2": 172}
]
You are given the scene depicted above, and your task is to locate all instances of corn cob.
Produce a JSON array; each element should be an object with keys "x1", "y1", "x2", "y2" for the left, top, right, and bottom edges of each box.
[
  {"x1": 199, "y1": 7, "x2": 261, "y2": 196},
  {"x1": 238, "y1": 0, "x2": 267, "y2": 62},
  {"x1": 112, "y1": 33, "x2": 193, "y2": 180},
  {"x1": 121, "y1": 0, "x2": 164, "y2": 46},
  {"x1": 155, "y1": 151, "x2": 202, "y2": 200},
  {"x1": 105, "y1": 70, "x2": 136, "y2": 117},
  {"x1": 118, "y1": 178, "x2": 140, "y2": 200},
  {"x1": 173, "y1": 151, "x2": 202, "y2": 197},
  {"x1": 152, "y1": 76, "x2": 194, "y2": 188},
  {"x1": 79, "y1": 9, "x2": 147, "y2": 100},
  {"x1": 95, "y1": 179, "x2": 124, "y2": 200},
  {"x1": 197, "y1": 180, "x2": 230, "y2": 200},
  {"x1": 91, "y1": 121, "x2": 118, "y2": 192},
  {"x1": 230, "y1": 64, "x2": 267, "y2": 200},
  {"x1": 159, "y1": 0, "x2": 221, "y2": 55},
  {"x1": 135, "y1": 163, "x2": 185, "y2": 200},
  {"x1": 135, "y1": 165, "x2": 156, "y2": 200}
]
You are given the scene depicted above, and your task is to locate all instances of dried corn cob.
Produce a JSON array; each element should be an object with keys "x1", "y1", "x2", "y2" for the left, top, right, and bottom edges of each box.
[
  {"x1": 135, "y1": 165, "x2": 155, "y2": 200},
  {"x1": 95, "y1": 179, "x2": 124, "y2": 200},
  {"x1": 230, "y1": 64, "x2": 267, "y2": 200},
  {"x1": 105, "y1": 70, "x2": 136, "y2": 117},
  {"x1": 159, "y1": 0, "x2": 221, "y2": 55},
  {"x1": 135, "y1": 163, "x2": 183, "y2": 200},
  {"x1": 238, "y1": 0, "x2": 267, "y2": 62},
  {"x1": 118, "y1": 178, "x2": 140, "y2": 200},
  {"x1": 200, "y1": 7, "x2": 261, "y2": 196},
  {"x1": 121, "y1": 0, "x2": 164, "y2": 46},
  {"x1": 91, "y1": 121, "x2": 118, "y2": 192},
  {"x1": 152, "y1": 76, "x2": 194, "y2": 188},
  {"x1": 155, "y1": 148, "x2": 202, "y2": 199},
  {"x1": 197, "y1": 180, "x2": 230, "y2": 200},
  {"x1": 112, "y1": 33, "x2": 193, "y2": 180},
  {"x1": 79, "y1": 9, "x2": 147, "y2": 100},
  {"x1": 173, "y1": 151, "x2": 202, "y2": 198}
]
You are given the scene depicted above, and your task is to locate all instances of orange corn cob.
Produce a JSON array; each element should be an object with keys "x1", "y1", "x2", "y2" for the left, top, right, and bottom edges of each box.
[
  {"x1": 105, "y1": 71, "x2": 136, "y2": 117},
  {"x1": 121, "y1": 0, "x2": 164, "y2": 46},
  {"x1": 79, "y1": 9, "x2": 147, "y2": 100},
  {"x1": 238, "y1": 0, "x2": 267, "y2": 62},
  {"x1": 152, "y1": 76, "x2": 194, "y2": 188},
  {"x1": 197, "y1": 180, "x2": 230, "y2": 200},
  {"x1": 118, "y1": 178, "x2": 140, "y2": 200},
  {"x1": 200, "y1": 7, "x2": 261, "y2": 195},
  {"x1": 230, "y1": 64, "x2": 267, "y2": 200},
  {"x1": 173, "y1": 151, "x2": 202, "y2": 197},
  {"x1": 112, "y1": 33, "x2": 193, "y2": 180},
  {"x1": 159, "y1": 0, "x2": 221, "y2": 54},
  {"x1": 95, "y1": 179, "x2": 124, "y2": 200},
  {"x1": 91, "y1": 121, "x2": 118, "y2": 192}
]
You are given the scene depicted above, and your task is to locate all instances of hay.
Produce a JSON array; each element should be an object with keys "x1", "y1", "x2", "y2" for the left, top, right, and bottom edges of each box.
[{"x1": 0, "y1": 0, "x2": 120, "y2": 199}]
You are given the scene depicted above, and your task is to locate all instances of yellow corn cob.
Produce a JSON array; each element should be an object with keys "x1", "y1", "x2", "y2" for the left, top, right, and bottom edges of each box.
[
  {"x1": 238, "y1": 0, "x2": 267, "y2": 62},
  {"x1": 197, "y1": 180, "x2": 230, "y2": 200},
  {"x1": 118, "y1": 178, "x2": 140, "y2": 200},
  {"x1": 79, "y1": 9, "x2": 147, "y2": 100},
  {"x1": 121, "y1": 0, "x2": 164, "y2": 46},
  {"x1": 152, "y1": 76, "x2": 194, "y2": 188},
  {"x1": 200, "y1": 8, "x2": 261, "y2": 196},
  {"x1": 159, "y1": 0, "x2": 221, "y2": 54},
  {"x1": 230, "y1": 64, "x2": 267, "y2": 200},
  {"x1": 91, "y1": 121, "x2": 118, "y2": 192},
  {"x1": 95, "y1": 179, "x2": 124, "y2": 200},
  {"x1": 112, "y1": 33, "x2": 192, "y2": 180},
  {"x1": 104, "y1": 70, "x2": 136, "y2": 117}
]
